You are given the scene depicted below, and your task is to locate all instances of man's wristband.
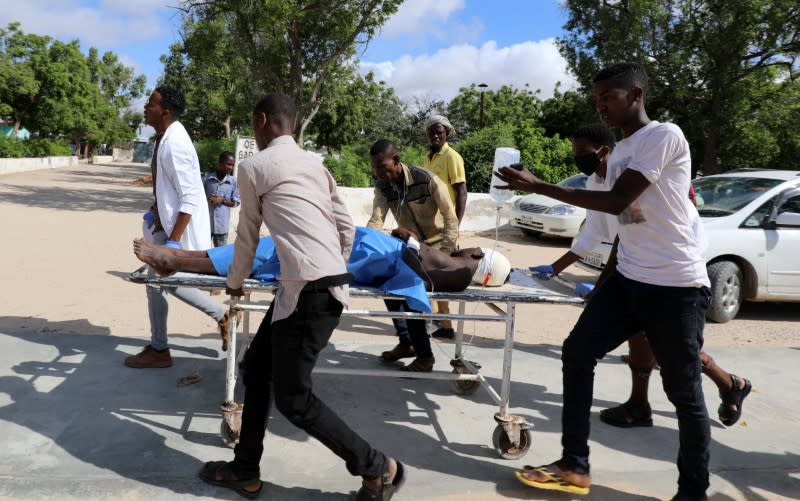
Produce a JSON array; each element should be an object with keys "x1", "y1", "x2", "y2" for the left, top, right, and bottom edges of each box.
[
  {"x1": 406, "y1": 236, "x2": 420, "y2": 252},
  {"x1": 165, "y1": 240, "x2": 182, "y2": 249}
]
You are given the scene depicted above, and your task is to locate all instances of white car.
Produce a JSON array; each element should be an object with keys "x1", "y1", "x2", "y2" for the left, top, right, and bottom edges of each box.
[
  {"x1": 510, "y1": 174, "x2": 588, "y2": 238},
  {"x1": 577, "y1": 170, "x2": 800, "y2": 323}
]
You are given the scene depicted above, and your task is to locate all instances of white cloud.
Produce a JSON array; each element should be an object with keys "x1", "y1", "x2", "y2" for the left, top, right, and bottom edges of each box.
[
  {"x1": 116, "y1": 53, "x2": 144, "y2": 75},
  {"x1": 0, "y1": 0, "x2": 169, "y2": 47},
  {"x1": 360, "y1": 39, "x2": 577, "y2": 102},
  {"x1": 381, "y1": 0, "x2": 465, "y2": 37}
]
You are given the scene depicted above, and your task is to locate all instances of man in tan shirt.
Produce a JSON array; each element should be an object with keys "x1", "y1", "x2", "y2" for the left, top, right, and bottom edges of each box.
[
  {"x1": 367, "y1": 139, "x2": 458, "y2": 371},
  {"x1": 199, "y1": 94, "x2": 405, "y2": 500}
]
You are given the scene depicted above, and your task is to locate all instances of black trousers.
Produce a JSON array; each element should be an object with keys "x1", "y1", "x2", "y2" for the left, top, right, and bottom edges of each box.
[
  {"x1": 383, "y1": 299, "x2": 433, "y2": 358},
  {"x1": 232, "y1": 289, "x2": 387, "y2": 479},
  {"x1": 561, "y1": 271, "x2": 711, "y2": 498}
]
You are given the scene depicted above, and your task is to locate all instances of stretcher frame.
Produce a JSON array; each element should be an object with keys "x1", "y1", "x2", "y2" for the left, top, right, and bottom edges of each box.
[{"x1": 128, "y1": 268, "x2": 583, "y2": 459}]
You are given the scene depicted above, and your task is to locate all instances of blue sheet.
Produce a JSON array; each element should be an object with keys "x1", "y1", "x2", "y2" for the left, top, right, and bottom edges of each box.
[{"x1": 207, "y1": 227, "x2": 431, "y2": 312}]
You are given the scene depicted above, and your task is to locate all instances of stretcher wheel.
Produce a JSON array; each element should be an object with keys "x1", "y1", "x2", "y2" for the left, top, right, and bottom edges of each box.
[
  {"x1": 492, "y1": 424, "x2": 531, "y2": 460},
  {"x1": 220, "y1": 419, "x2": 239, "y2": 447},
  {"x1": 449, "y1": 368, "x2": 480, "y2": 395}
]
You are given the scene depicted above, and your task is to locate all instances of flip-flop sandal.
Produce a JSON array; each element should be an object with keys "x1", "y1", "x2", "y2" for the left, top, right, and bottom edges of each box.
[
  {"x1": 354, "y1": 461, "x2": 406, "y2": 500},
  {"x1": 199, "y1": 461, "x2": 262, "y2": 499},
  {"x1": 718, "y1": 374, "x2": 752, "y2": 427},
  {"x1": 599, "y1": 402, "x2": 653, "y2": 428},
  {"x1": 176, "y1": 373, "x2": 202, "y2": 387},
  {"x1": 515, "y1": 465, "x2": 590, "y2": 495}
]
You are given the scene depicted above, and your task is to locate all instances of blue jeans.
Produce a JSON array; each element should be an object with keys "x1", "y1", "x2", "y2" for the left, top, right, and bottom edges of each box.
[
  {"x1": 384, "y1": 299, "x2": 432, "y2": 358},
  {"x1": 146, "y1": 231, "x2": 225, "y2": 350},
  {"x1": 212, "y1": 233, "x2": 228, "y2": 247},
  {"x1": 560, "y1": 271, "x2": 711, "y2": 498}
]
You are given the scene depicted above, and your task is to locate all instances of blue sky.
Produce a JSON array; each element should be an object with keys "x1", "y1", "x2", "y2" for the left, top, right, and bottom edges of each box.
[{"x1": 0, "y1": 0, "x2": 575, "y2": 103}]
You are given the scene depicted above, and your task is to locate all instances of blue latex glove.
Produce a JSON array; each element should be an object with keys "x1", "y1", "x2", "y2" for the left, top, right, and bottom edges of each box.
[
  {"x1": 165, "y1": 240, "x2": 182, "y2": 249},
  {"x1": 575, "y1": 282, "x2": 595, "y2": 299},
  {"x1": 142, "y1": 211, "x2": 155, "y2": 228},
  {"x1": 529, "y1": 264, "x2": 555, "y2": 280}
]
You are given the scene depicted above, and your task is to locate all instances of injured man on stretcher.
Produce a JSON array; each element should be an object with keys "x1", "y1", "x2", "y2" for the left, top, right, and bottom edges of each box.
[{"x1": 133, "y1": 226, "x2": 511, "y2": 369}]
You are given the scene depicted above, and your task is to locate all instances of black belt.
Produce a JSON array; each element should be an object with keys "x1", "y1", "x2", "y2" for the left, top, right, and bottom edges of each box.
[{"x1": 301, "y1": 273, "x2": 353, "y2": 292}]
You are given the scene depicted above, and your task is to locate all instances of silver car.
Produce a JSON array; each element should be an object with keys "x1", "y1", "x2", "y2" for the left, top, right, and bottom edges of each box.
[{"x1": 510, "y1": 174, "x2": 588, "y2": 238}]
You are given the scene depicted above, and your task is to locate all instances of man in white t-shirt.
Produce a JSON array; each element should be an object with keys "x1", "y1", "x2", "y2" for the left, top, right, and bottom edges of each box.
[
  {"x1": 496, "y1": 63, "x2": 712, "y2": 501},
  {"x1": 531, "y1": 125, "x2": 751, "y2": 434}
]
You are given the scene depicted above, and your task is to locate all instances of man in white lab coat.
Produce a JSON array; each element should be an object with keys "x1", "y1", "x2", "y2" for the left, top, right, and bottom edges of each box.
[{"x1": 125, "y1": 86, "x2": 226, "y2": 369}]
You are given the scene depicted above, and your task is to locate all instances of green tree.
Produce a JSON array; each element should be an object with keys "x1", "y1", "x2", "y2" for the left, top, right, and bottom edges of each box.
[
  {"x1": 446, "y1": 84, "x2": 542, "y2": 138},
  {"x1": 455, "y1": 123, "x2": 517, "y2": 193},
  {"x1": 559, "y1": 0, "x2": 800, "y2": 174},
  {"x1": 322, "y1": 143, "x2": 427, "y2": 188},
  {"x1": 454, "y1": 121, "x2": 574, "y2": 193},
  {"x1": 514, "y1": 121, "x2": 576, "y2": 183},
  {"x1": 323, "y1": 144, "x2": 373, "y2": 187},
  {"x1": 159, "y1": 16, "x2": 251, "y2": 139},
  {"x1": 0, "y1": 23, "x2": 145, "y2": 146},
  {"x1": 308, "y1": 67, "x2": 406, "y2": 151},
  {"x1": 394, "y1": 95, "x2": 446, "y2": 147},
  {"x1": 0, "y1": 23, "x2": 44, "y2": 137},
  {"x1": 178, "y1": 0, "x2": 402, "y2": 143},
  {"x1": 538, "y1": 83, "x2": 596, "y2": 139},
  {"x1": 86, "y1": 47, "x2": 146, "y2": 145}
]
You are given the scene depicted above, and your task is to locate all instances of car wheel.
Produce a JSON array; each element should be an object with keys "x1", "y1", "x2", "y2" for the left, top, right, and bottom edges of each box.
[
  {"x1": 521, "y1": 229, "x2": 542, "y2": 238},
  {"x1": 706, "y1": 261, "x2": 743, "y2": 323}
]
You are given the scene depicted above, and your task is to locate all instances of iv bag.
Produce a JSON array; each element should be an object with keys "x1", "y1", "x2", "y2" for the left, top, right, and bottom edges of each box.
[{"x1": 489, "y1": 147, "x2": 520, "y2": 206}]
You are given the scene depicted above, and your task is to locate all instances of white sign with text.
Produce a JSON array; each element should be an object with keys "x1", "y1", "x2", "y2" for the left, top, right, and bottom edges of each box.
[{"x1": 234, "y1": 136, "x2": 258, "y2": 172}]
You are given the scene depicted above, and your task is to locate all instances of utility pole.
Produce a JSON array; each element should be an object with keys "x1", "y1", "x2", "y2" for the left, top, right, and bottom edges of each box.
[{"x1": 478, "y1": 83, "x2": 488, "y2": 129}]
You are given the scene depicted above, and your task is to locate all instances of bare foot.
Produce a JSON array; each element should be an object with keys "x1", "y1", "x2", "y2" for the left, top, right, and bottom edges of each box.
[{"x1": 133, "y1": 238, "x2": 175, "y2": 276}]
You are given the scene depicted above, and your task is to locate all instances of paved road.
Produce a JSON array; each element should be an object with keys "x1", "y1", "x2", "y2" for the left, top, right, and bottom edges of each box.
[{"x1": 0, "y1": 162, "x2": 798, "y2": 500}]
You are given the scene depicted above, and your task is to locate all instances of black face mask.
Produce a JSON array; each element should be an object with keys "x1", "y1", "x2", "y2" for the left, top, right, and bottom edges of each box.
[{"x1": 574, "y1": 151, "x2": 600, "y2": 176}]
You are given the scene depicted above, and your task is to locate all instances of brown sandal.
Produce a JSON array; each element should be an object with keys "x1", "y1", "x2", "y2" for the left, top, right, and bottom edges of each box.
[
  {"x1": 600, "y1": 401, "x2": 653, "y2": 428},
  {"x1": 198, "y1": 461, "x2": 262, "y2": 499},
  {"x1": 354, "y1": 461, "x2": 406, "y2": 501},
  {"x1": 380, "y1": 343, "x2": 415, "y2": 363},
  {"x1": 401, "y1": 357, "x2": 434, "y2": 372}
]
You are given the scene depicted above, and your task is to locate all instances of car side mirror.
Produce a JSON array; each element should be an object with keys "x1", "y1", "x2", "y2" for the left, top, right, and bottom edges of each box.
[
  {"x1": 775, "y1": 212, "x2": 800, "y2": 228},
  {"x1": 766, "y1": 187, "x2": 800, "y2": 229}
]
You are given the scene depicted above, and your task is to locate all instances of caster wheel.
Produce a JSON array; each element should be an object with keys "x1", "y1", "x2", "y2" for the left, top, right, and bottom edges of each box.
[
  {"x1": 449, "y1": 368, "x2": 480, "y2": 395},
  {"x1": 492, "y1": 424, "x2": 531, "y2": 460},
  {"x1": 220, "y1": 419, "x2": 239, "y2": 447}
]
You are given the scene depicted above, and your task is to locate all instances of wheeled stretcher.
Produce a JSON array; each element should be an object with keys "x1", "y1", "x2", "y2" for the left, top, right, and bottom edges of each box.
[{"x1": 128, "y1": 268, "x2": 582, "y2": 459}]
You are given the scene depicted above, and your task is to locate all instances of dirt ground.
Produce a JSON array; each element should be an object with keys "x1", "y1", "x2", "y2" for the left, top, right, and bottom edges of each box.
[{"x1": 1, "y1": 161, "x2": 797, "y2": 352}]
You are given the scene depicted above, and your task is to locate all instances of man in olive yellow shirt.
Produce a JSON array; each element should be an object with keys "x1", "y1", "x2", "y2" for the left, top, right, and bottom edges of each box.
[
  {"x1": 424, "y1": 114, "x2": 467, "y2": 339},
  {"x1": 367, "y1": 138, "x2": 459, "y2": 370}
]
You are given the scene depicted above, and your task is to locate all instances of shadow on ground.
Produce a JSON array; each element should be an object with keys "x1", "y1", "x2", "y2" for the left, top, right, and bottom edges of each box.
[
  {"x1": 0, "y1": 164, "x2": 151, "y2": 213},
  {"x1": 0, "y1": 319, "x2": 797, "y2": 500}
]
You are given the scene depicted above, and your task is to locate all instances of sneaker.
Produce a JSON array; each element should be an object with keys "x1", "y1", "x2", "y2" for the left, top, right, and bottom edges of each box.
[
  {"x1": 124, "y1": 345, "x2": 172, "y2": 368},
  {"x1": 401, "y1": 356, "x2": 435, "y2": 372},
  {"x1": 431, "y1": 327, "x2": 455, "y2": 339}
]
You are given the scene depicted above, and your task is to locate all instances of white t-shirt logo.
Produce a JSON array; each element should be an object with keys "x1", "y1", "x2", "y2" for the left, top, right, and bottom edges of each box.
[{"x1": 609, "y1": 155, "x2": 647, "y2": 225}]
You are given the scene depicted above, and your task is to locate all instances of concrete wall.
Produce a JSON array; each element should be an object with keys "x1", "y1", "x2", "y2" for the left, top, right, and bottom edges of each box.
[
  {"x1": 112, "y1": 148, "x2": 134, "y2": 162},
  {"x1": 336, "y1": 187, "x2": 517, "y2": 232},
  {"x1": 230, "y1": 187, "x2": 518, "y2": 235},
  {"x1": 0, "y1": 156, "x2": 79, "y2": 176},
  {"x1": 91, "y1": 155, "x2": 114, "y2": 164}
]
